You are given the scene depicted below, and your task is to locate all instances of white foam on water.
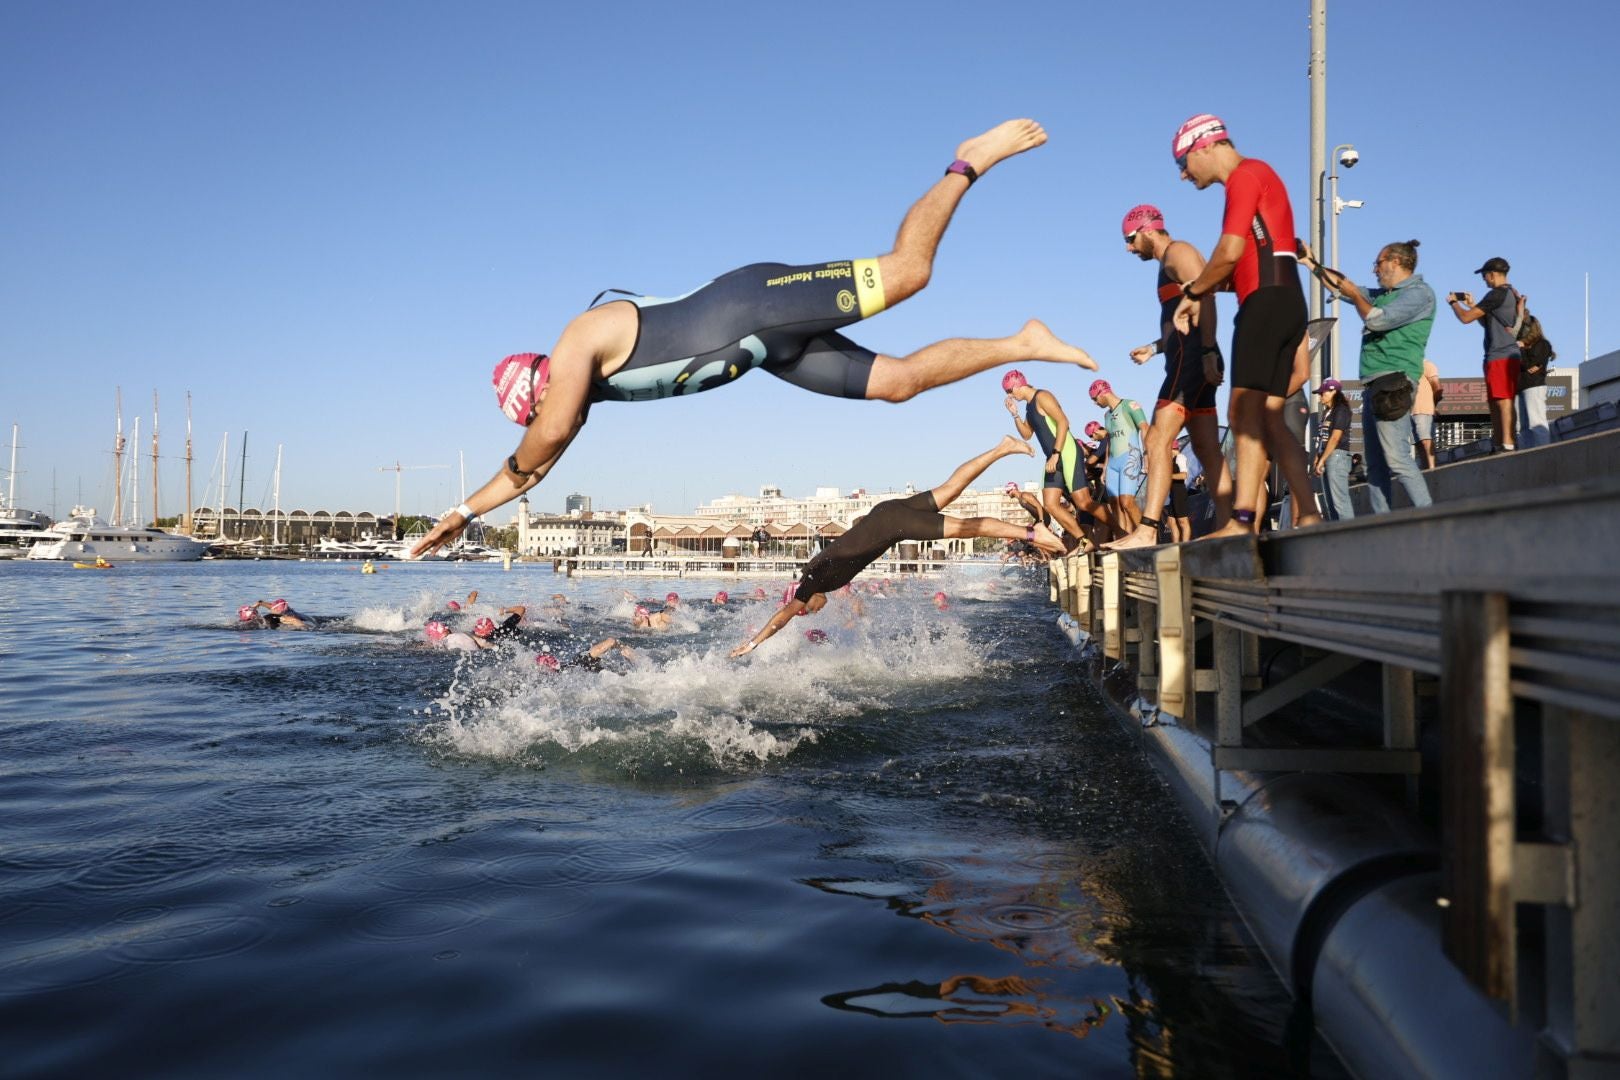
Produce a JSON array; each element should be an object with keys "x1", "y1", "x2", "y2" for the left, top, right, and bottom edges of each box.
[{"x1": 424, "y1": 592, "x2": 989, "y2": 771}]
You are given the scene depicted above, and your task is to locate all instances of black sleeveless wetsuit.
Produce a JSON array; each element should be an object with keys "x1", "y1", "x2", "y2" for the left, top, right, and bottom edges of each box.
[
  {"x1": 794, "y1": 492, "x2": 944, "y2": 602},
  {"x1": 1155, "y1": 259, "x2": 1220, "y2": 415},
  {"x1": 591, "y1": 259, "x2": 889, "y2": 403}
]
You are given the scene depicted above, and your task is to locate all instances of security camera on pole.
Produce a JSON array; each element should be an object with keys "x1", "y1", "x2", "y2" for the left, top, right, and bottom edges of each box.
[{"x1": 1329, "y1": 143, "x2": 1364, "y2": 380}]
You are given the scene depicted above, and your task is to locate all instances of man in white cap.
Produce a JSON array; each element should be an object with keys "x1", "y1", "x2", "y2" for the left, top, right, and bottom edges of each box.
[{"x1": 411, "y1": 120, "x2": 1097, "y2": 557}]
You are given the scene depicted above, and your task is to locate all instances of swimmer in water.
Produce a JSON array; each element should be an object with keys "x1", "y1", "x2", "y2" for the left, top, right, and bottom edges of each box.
[
  {"x1": 242, "y1": 598, "x2": 310, "y2": 630},
  {"x1": 631, "y1": 605, "x2": 675, "y2": 631},
  {"x1": 423, "y1": 620, "x2": 492, "y2": 651},
  {"x1": 410, "y1": 119, "x2": 1097, "y2": 558},
  {"x1": 731, "y1": 437, "x2": 1065, "y2": 657},
  {"x1": 534, "y1": 637, "x2": 639, "y2": 674},
  {"x1": 712, "y1": 590, "x2": 729, "y2": 606}
]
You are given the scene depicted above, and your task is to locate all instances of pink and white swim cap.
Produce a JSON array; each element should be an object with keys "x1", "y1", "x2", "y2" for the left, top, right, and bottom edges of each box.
[
  {"x1": 714, "y1": 591, "x2": 728, "y2": 603},
  {"x1": 424, "y1": 620, "x2": 449, "y2": 641},
  {"x1": 805, "y1": 628, "x2": 828, "y2": 644},
  {"x1": 473, "y1": 617, "x2": 496, "y2": 638},
  {"x1": 447, "y1": 600, "x2": 461, "y2": 611},
  {"x1": 665, "y1": 592, "x2": 679, "y2": 605},
  {"x1": 1172, "y1": 114, "x2": 1229, "y2": 165},
  {"x1": 1122, "y1": 204, "x2": 1165, "y2": 237},
  {"x1": 237, "y1": 605, "x2": 256, "y2": 622},
  {"x1": 534, "y1": 652, "x2": 560, "y2": 670},
  {"x1": 1005, "y1": 481, "x2": 1021, "y2": 495},
  {"x1": 1089, "y1": 379, "x2": 1113, "y2": 399},
  {"x1": 269, "y1": 599, "x2": 289, "y2": 615},
  {"x1": 1085, "y1": 420, "x2": 1106, "y2": 438},
  {"x1": 1001, "y1": 369, "x2": 1028, "y2": 393},
  {"x1": 493, "y1": 353, "x2": 551, "y2": 426},
  {"x1": 634, "y1": 605, "x2": 650, "y2": 618}
]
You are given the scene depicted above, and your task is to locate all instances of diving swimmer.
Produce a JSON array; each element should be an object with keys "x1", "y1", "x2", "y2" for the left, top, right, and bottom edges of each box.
[
  {"x1": 730, "y1": 437, "x2": 1065, "y2": 657},
  {"x1": 411, "y1": 120, "x2": 1097, "y2": 557}
]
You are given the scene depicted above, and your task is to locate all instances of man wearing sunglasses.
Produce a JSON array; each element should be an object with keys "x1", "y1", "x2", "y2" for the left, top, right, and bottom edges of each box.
[{"x1": 411, "y1": 120, "x2": 1098, "y2": 558}]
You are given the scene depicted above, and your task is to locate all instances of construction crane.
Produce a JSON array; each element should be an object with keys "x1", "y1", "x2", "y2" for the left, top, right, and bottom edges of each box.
[{"x1": 377, "y1": 461, "x2": 448, "y2": 539}]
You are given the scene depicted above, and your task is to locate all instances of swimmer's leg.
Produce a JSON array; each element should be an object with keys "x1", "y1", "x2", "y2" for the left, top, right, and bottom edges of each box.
[
  {"x1": 927, "y1": 436, "x2": 1034, "y2": 511},
  {"x1": 876, "y1": 119, "x2": 1048, "y2": 305},
  {"x1": 865, "y1": 320, "x2": 1096, "y2": 403}
]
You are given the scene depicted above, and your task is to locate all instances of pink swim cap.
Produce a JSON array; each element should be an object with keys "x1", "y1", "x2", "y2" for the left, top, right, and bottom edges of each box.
[
  {"x1": 752, "y1": 587, "x2": 767, "y2": 599},
  {"x1": 447, "y1": 600, "x2": 460, "y2": 611},
  {"x1": 493, "y1": 353, "x2": 551, "y2": 426},
  {"x1": 634, "y1": 605, "x2": 650, "y2": 618},
  {"x1": 1005, "y1": 481, "x2": 1021, "y2": 495},
  {"x1": 424, "y1": 620, "x2": 449, "y2": 641},
  {"x1": 1172, "y1": 114, "x2": 1229, "y2": 165},
  {"x1": 534, "y1": 652, "x2": 560, "y2": 670},
  {"x1": 665, "y1": 592, "x2": 679, "y2": 604},
  {"x1": 269, "y1": 599, "x2": 289, "y2": 615},
  {"x1": 714, "y1": 591, "x2": 728, "y2": 603},
  {"x1": 1122, "y1": 204, "x2": 1165, "y2": 236},
  {"x1": 237, "y1": 605, "x2": 256, "y2": 622},
  {"x1": 1089, "y1": 379, "x2": 1112, "y2": 399},
  {"x1": 805, "y1": 628, "x2": 828, "y2": 644},
  {"x1": 1001, "y1": 369, "x2": 1028, "y2": 393},
  {"x1": 1085, "y1": 420, "x2": 1106, "y2": 438},
  {"x1": 473, "y1": 617, "x2": 496, "y2": 637},
  {"x1": 934, "y1": 591, "x2": 947, "y2": 602}
]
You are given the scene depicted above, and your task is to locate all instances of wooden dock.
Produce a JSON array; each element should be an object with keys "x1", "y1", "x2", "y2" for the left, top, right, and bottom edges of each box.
[{"x1": 1049, "y1": 433, "x2": 1620, "y2": 1076}]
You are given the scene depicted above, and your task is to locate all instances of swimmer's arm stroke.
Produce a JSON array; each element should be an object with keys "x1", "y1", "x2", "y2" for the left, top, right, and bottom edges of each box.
[
  {"x1": 730, "y1": 599, "x2": 808, "y2": 658},
  {"x1": 411, "y1": 343, "x2": 596, "y2": 558}
]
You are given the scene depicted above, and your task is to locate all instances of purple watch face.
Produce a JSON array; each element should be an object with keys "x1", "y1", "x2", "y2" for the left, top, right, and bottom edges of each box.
[{"x1": 948, "y1": 159, "x2": 973, "y2": 176}]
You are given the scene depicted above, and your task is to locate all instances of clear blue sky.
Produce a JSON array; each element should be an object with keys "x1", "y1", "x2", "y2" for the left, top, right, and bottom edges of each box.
[{"x1": 4, "y1": 1, "x2": 1615, "y2": 519}]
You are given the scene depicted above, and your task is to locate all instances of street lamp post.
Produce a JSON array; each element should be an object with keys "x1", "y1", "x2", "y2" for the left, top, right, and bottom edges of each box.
[{"x1": 1328, "y1": 142, "x2": 1363, "y2": 381}]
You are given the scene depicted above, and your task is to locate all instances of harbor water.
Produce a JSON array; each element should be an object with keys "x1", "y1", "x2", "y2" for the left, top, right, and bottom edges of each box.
[{"x1": 0, "y1": 561, "x2": 1342, "y2": 1077}]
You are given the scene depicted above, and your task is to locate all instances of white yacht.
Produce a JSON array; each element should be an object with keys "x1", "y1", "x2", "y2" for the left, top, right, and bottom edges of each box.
[
  {"x1": 27, "y1": 507, "x2": 211, "y2": 563},
  {"x1": 0, "y1": 504, "x2": 52, "y2": 559}
]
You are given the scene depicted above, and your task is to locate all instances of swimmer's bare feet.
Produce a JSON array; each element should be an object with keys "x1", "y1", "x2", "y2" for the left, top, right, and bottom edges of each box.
[
  {"x1": 998, "y1": 434, "x2": 1034, "y2": 458},
  {"x1": 1105, "y1": 526, "x2": 1161, "y2": 551},
  {"x1": 1017, "y1": 319, "x2": 1098, "y2": 371},
  {"x1": 1031, "y1": 522, "x2": 1065, "y2": 557},
  {"x1": 955, "y1": 119, "x2": 1047, "y2": 177},
  {"x1": 1295, "y1": 512, "x2": 1324, "y2": 528},
  {"x1": 1202, "y1": 521, "x2": 1251, "y2": 540}
]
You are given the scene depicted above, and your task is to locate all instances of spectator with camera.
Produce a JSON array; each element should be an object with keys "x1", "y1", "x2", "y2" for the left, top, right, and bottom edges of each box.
[
  {"x1": 1449, "y1": 256, "x2": 1522, "y2": 453},
  {"x1": 1298, "y1": 239, "x2": 1434, "y2": 513}
]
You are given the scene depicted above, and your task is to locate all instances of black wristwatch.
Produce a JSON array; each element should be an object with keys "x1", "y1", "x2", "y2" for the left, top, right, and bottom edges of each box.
[
  {"x1": 1182, "y1": 282, "x2": 1205, "y2": 302},
  {"x1": 506, "y1": 454, "x2": 534, "y2": 481}
]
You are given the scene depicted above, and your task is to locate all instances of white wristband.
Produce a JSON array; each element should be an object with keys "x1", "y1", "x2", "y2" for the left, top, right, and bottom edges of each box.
[{"x1": 454, "y1": 503, "x2": 476, "y2": 521}]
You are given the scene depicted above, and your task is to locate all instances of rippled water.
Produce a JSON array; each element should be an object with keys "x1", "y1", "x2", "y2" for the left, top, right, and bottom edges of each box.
[{"x1": 0, "y1": 560, "x2": 1337, "y2": 1077}]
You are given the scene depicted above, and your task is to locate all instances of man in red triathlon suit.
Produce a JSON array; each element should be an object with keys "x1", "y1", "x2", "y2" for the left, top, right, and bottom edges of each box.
[{"x1": 1170, "y1": 115, "x2": 1319, "y2": 538}]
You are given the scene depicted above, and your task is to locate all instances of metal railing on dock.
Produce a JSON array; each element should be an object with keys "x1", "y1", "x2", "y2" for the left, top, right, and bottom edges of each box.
[
  {"x1": 1050, "y1": 474, "x2": 1620, "y2": 1073},
  {"x1": 543, "y1": 554, "x2": 955, "y2": 579}
]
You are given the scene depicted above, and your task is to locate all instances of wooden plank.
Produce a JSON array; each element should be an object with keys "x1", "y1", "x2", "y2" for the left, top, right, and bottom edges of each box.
[
  {"x1": 1240, "y1": 651, "x2": 1363, "y2": 727},
  {"x1": 1155, "y1": 548, "x2": 1191, "y2": 718},
  {"x1": 1102, "y1": 552, "x2": 1122, "y2": 660},
  {"x1": 1440, "y1": 590, "x2": 1516, "y2": 1006},
  {"x1": 1214, "y1": 622, "x2": 1243, "y2": 747}
]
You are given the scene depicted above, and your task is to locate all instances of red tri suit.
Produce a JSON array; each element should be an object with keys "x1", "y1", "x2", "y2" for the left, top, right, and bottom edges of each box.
[
  {"x1": 1220, "y1": 157, "x2": 1306, "y2": 398},
  {"x1": 1220, "y1": 158, "x2": 1298, "y2": 303}
]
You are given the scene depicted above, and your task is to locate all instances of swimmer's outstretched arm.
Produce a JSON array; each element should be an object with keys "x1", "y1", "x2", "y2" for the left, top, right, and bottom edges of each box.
[
  {"x1": 411, "y1": 343, "x2": 596, "y2": 557},
  {"x1": 730, "y1": 599, "x2": 809, "y2": 658}
]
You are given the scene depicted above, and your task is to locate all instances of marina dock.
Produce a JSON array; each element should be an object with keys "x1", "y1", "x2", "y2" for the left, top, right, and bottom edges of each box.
[{"x1": 1048, "y1": 428, "x2": 1620, "y2": 1078}]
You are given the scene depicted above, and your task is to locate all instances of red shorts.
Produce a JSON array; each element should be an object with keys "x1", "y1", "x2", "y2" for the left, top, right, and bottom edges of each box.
[{"x1": 1484, "y1": 357, "x2": 1519, "y2": 400}]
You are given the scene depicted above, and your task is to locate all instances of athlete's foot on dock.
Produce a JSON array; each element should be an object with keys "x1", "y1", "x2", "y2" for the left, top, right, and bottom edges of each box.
[
  {"x1": 1201, "y1": 520, "x2": 1251, "y2": 540},
  {"x1": 955, "y1": 119, "x2": 1047, "y2": 177},
  {"x1": 1294, "y1": 513, "x2": 1324, "y2": 528},
  {"x1": 1017, "y1": 319, "x2": 1098, "y2": 371},
  {"x1": 1105, "y1": 527, "x2": 1160, "y2": 551}
]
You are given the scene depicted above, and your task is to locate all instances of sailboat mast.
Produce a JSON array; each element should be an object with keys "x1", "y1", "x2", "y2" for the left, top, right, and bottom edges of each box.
[
  {"x1": 112, "y1": 388, "x2": 125, "y2": 525},
  {"x1": 238, "y1": 432, "x2": 248, "y2": 539},
  {"x1": 219, "y1": 432, "x2": 230, "y2": 538},
  {"x1": 273, "y1": 444, "x2": 283, "y2": 546},
  {"x1": 7, "y1": 423, "x2": 17, "y2": 512},
  {"x1": 130, "y1": 416, "x2": 141, "y2": 527},
  {"x1": 151, "y1": 391, "x2": 160, "y2": 527},
  {"x1": 184, "y1": 393, "x2": 194, "y2": 534}
]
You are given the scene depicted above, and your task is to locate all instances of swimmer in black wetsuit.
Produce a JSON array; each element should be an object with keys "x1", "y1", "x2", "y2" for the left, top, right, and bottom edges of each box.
[
  {"x1": 534, "y1": 637, "x2": 638, "y2": 675},
  {"x1": 412, "y1": 120, "x2": 1099, "y2": 558},
  {"x1": 730, "y1": 437, "x2": 1065, "y2": 657}
]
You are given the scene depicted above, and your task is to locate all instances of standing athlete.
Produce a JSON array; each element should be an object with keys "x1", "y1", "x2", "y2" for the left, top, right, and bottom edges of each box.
[
  {"x1": 1089, "y1": 380, "x2": 1150, "y2": 539},
  {"x1": 412, "y1": 120, "x2": 1097, "y2": 557},
  {"x1": 730, "y1": 437, "x2": 1064, "y2": 657},
  {"x1": 1170, "y1": 115, "x2": 1319, "y2": 537},
  {"x1": 1109, "y1": 204, "x2": 1234, "y2": 548},
  {"x1": 1001, "y1": 370, "x2": 1111, "y2": 545}
]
